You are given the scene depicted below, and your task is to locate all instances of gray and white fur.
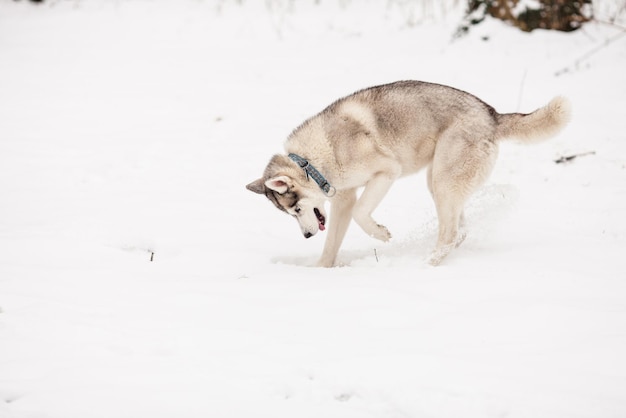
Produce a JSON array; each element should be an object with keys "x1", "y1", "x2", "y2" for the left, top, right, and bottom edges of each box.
[{"x1": 247, "y1": 80, "x2": 571, "y2": 267}]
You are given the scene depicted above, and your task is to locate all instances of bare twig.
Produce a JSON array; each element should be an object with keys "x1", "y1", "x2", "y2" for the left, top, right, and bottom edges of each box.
[
  {"x1": 554, "y1": 151, "x2": 596, "y2": 164},
  {"x1": 555, "y1": 24, "x2": 626, "y2": 76}
]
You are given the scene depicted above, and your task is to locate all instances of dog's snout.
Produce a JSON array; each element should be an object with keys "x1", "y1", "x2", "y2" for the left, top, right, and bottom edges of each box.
[{"x1": 304, "y1": 232, "x2": 313, "y2": 239}]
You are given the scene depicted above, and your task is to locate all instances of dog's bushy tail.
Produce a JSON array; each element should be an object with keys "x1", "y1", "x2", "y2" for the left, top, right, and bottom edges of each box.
[{"x1": 495, "y1": 96, "x2": 571, "y2": 144}]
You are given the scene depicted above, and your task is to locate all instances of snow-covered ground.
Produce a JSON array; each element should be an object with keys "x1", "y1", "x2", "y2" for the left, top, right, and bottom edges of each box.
[{"x1": 1, "y1": 1, "x2": 626, "y2": 417}]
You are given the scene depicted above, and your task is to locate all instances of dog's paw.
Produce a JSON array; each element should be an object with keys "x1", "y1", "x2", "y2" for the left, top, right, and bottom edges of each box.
[
  {"x1": 316, "y1": 257, "x2": 335, "y2": 268},
  {"x1": 427, "y1": 248, "x2": 448, "y2": 266},
  {"x1": 455, "y1": 231, "x2": 467, "y2": 248},
  {"x1": 428, "y1": 232, "x2": 466, "y2": 265},
  {"x1": 370, "y1": 224, "x2": 392, "y2": 242}
]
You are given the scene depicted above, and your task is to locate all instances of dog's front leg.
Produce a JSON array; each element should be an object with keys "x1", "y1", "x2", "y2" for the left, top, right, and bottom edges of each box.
[
  {"x1": 317, "y1": 189, "x2": 357, "y2": 267},
  {"x1": 353, "y1": 172, "x2": 397, "y2": 242}
]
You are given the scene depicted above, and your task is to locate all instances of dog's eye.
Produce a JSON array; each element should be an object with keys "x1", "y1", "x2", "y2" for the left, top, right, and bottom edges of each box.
[{"x1": 294, "y1": 207, "x2": 301, "y2": 214}]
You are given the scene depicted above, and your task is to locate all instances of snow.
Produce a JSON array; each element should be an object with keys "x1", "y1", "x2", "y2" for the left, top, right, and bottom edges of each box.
[{"x1": 1, "y1": 1, "x2": 626, "y2": 417}]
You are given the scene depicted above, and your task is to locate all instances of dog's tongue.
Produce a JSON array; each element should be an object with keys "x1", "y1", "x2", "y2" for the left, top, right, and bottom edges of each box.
[{"x1": 314, "y1": 208, "x2": 326, "y2": 232}]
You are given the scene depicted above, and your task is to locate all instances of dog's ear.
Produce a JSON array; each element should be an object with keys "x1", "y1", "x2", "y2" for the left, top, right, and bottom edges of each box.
[
  {"x1": 264, "y1": 175, "x2": 292, "y2": 194},
  {"x1": 246, "y1": 178, "x2": 266, "y2": 194}
]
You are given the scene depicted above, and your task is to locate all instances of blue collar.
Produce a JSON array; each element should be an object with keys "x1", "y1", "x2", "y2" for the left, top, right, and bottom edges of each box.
[{"x1": 288, "y1": 153, "x2": 336, "y2": 196}]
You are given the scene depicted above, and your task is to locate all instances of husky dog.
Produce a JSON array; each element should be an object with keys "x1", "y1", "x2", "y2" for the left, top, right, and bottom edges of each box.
[{"x1": 247, "y1": 81, "x2": 571, "y2": 267}]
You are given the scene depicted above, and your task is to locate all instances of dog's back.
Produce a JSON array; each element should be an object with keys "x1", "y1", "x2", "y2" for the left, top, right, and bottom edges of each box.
[
  {"x1": 287, "y1": 81, "x2": 522, "y2": 179},
  {"x1": 324, "y1": 80, "x2": 569, "y2": 142}
]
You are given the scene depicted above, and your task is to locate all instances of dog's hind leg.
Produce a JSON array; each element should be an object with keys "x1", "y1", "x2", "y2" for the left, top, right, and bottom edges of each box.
[
  {"x1": 427, "y1": 164, "x2": 467, "y2": 233},
  {"x1": 318, "y1": 189, "x2": 357, "y2": 267},
  {"x1": 428, "y1": 135, "x2": 498, "y2": 265},
  {"x1": 428, "y1": 194, "x2": 467, "y2": 266}
]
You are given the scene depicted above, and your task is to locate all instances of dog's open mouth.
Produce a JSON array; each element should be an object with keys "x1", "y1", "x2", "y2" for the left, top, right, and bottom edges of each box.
[{"x1": 314, "y1": 208, "x2": 326, "y2": 231}]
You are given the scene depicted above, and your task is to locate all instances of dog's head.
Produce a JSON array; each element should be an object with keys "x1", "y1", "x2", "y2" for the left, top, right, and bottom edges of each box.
[{"x1": 247, "y1": 155, "x2": 327, "y2": 239}]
